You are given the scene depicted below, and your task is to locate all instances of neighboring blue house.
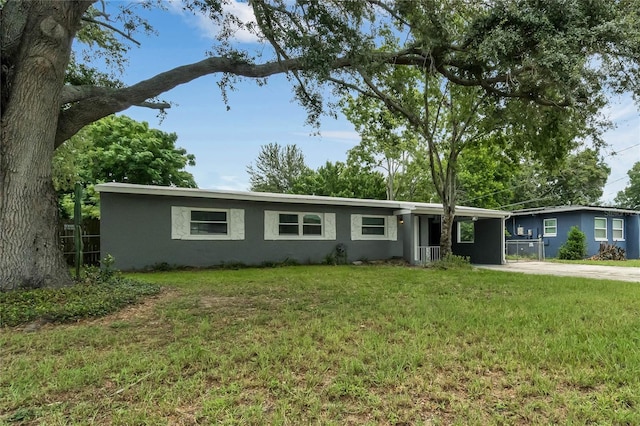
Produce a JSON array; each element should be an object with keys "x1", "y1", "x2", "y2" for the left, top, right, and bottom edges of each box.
[
  {"x1": 507, "y1": 206, "x2": 640, "y2": 259},
  {"x1": 96, "y1": 183, "x2": 510, "y2": 270}
]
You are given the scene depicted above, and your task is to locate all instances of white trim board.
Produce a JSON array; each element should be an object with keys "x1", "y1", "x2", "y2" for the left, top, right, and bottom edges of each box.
[{"x1": 96, "y1": 183, "x2": 510, "y2": 219}]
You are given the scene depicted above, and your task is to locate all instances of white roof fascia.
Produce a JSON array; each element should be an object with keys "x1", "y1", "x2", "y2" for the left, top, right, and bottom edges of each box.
[
  {"x1": 511, "y1": 206, "x2": 640, "y2": 216},
  {"x1": 95, "y1": 183, "x2": 510, "y2": 218},
  {"x1": 454, "y1": 206, "x2": 510, "y2": 219},
  {"x1": 96, "y1": 182, "x2": 405, "y2": 209},
  {"x1": 396, "y1": 206, "x2": 508, "y2": 218}
]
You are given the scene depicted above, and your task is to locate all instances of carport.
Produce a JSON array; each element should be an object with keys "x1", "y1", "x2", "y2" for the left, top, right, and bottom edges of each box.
[{"x1": 395, "y1": 205, "x2": 510, "y2": 265}]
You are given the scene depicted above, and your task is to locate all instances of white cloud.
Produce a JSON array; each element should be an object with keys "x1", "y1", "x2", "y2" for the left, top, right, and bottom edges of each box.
[
  {"x1": 215, "y1": 183, "x2": 249, "y2": 191},
  {"x1": 220, "y1": 175, "x2": 241, "y2": 183},
  {"x1": 290, "y1": 130, "x2": 361, "y2": 146},
  {"x1": 602, "y1": 95, "x2": 638, "y2": 122},
  {"x1": 318, "y1": 130, "x2": 361, "y2": 142},
  {"x1": 168, "y1": 0, "x2": 261, "y2": 43},
  {"x1": 196, "y1": 173, "x2": 249, "y2": 191},
  {"x1": 165, "y1": 0, "x2": 182, "y2": 13}
]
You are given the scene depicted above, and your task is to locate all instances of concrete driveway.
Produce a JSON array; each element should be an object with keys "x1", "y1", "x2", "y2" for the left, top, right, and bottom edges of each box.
[{"x1": 477, "y1": 261, "x2": 640, "y2": 283}]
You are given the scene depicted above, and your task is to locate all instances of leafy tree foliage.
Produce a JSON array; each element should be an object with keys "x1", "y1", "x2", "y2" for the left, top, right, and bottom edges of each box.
[
  {"x1": 457, "y1": 142, "x2": 522, "y2": 209},
  {"x1": 292, "y1": 161, "x2": 387, "y2": 200},
  {"x1": 342, "y1": 95, "x2": 426, "y2": 201},
  {"x1": 343, "y1": 60, "x2": 591, "y2": 255},
  {"x1": 334, "y1": 0, "x2": 623, "y2": 255},
  {"x1": 53, "y1": 115, "x2": 196, "y2": 218},
  {"x1": 541, "y1": 149, "x2": 611, "y2": 206},
  {"x1": 557, "y1": 226, "x2": 587, "y2": 260},
  {"x1": 247, "y1": 143, "x2": 311, "y2": 193},
  {"x1": 462, "y1": 148, "x2": 611, "y2": 210},
  {"x1": 503, "y1": 149, "x2": 611, "y2": 209},
  {"x1": 246, "y1": 144, "x2": 386, "y2": 199},
  {"x1": 615, "y1": 162, "x2": 640, "y2": 210}
]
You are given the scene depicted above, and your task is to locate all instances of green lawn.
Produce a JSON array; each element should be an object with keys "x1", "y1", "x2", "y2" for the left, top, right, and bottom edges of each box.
[{"x1": 3, "y1": 265, "x2": 640, "y2": 424}]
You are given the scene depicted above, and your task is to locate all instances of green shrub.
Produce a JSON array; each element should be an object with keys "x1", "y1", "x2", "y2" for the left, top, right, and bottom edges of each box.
[
  {"x1": 323, "y1": 252, "x2": 340, "y2": 265},
  {"x1": 149, "y1": 261, "x2": 177, "y2": 271},
  {"x1": 0, "y1": 274, "x2": 161, "y2": 327},
  {"x1": 217, "y1": 261, "x2": 248, "y2": 270},
  {"x1": 324, "y1": 244, "x2": 348, "y2": 265},
  {"x1": 557, "y1": 226, "x2": 587, "y2": 260},
  {"x1": 429, "y1": 253, "x2": 472, "y2": 270},
  {"x1": 281, "y1": 257, "x2": 301, "y2": 267}
]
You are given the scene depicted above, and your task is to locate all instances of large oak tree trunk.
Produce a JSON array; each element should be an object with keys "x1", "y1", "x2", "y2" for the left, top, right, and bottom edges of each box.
[{"x1": 0, "y1": 1, "x2": 89, "y2": 290}]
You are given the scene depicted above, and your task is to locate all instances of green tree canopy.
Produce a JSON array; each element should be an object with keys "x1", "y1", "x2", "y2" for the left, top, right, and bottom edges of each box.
[
  {"x1": 460, "y1": 148, "x2": 611, "y2": 210},
  {"x1": 342, "y1": 57, "x2": 592, "y2": 255},
  {"x1": 457, "y1": 141, "x2": 522, "y2": 209},
  {"x1": 543, "y1": 149, "x2": 611, "y2": 206},
  {"x1": 615, "y1": 162, "x2": 640, "y2": 209},
  {"x1": 292, "y1": 161, "x2": 387, "y2": 200},
  {"x1": 508, "y1": 149, "x2": 611, "y2": 209},
  {"x1": 246, "y1": 144, "x2": 387, "y2": 199},
  {"x1": 246, "y1": 143, "x2": 311, "y2": 193},
  {"x1": 53, "y1": 115, "x2": 196, "y2": 218},
  {"x1": 342, "y1": 94, "x2": 423, "y2": 200}
]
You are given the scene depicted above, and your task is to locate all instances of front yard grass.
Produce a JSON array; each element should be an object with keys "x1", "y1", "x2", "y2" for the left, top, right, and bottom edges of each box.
[{"x1": 3, "y1": 265, "x2": 640, "y2": 424}]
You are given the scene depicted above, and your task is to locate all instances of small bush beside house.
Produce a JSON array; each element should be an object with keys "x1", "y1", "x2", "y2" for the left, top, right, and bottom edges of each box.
[{"x1": 558, "y1": 226, "x2": 587, "y2": 260}]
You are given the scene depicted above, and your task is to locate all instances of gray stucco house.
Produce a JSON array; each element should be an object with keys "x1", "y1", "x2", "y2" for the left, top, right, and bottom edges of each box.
[
  {"x1": 507, "y1": 206, "x2": 640, "y2": 259},
  {"x1": 96, "y1": 183, "x2": 510, "y2": 270}
]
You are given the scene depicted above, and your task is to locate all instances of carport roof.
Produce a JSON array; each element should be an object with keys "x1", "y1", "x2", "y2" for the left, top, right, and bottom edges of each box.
[{"x1": 96, "y1": 183, "x2": 510, "y2": 219}]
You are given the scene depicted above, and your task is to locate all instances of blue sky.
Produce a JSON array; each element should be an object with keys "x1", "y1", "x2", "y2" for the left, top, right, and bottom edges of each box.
[{"x1": 105, "y1": 1, "x2": 638, "y2": 204}]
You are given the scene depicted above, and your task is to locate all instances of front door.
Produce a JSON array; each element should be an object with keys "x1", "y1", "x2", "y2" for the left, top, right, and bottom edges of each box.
[{"x1": 429, "y1": 219, "x2": 441, "y2": 246}]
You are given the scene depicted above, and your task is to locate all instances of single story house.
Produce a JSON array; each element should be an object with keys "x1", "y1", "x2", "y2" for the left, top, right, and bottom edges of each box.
[
  {"x1": 507, "y1": 206, "x2": 640, "y2": 259},
  {"x1": 95, "y1": 183, "x2": 510, "y2": 270}
]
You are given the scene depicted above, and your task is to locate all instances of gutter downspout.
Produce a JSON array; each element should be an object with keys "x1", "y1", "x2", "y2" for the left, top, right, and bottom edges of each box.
[{"x1": 503, "y1": 214, "x2": 512, "y2": 264}]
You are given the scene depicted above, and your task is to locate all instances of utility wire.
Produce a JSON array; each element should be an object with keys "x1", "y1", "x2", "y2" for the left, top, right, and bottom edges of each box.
[
  {"x1": 603, "y1": 176, "x2": 629, "y2": 187},
  {"x1": 608, "y1": 143, "x2": 640, "y2": 156},
  {"x1": 497, "y1": 196, "x2": 554, "y2": 210}
]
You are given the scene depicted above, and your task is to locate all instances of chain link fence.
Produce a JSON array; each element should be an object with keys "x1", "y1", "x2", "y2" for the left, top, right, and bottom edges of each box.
[{"x1": 505, "y1": 239, "x2": 545, "y2": 262}]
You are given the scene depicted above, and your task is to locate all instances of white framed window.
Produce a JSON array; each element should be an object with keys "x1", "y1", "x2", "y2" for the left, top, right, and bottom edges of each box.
[
  {"x1": 278, "y1": 212, "x2": 322, "y2": 236},
  {"x1": 190, "y1": 210, "x2": 227, "y2": 235},
  {"x1": 543, "y1": 218, "x2": 557, "y2": 237},
  {"x1": 457, "y1": 221, "x2": 474, "y2": 243},
  {"x1": 594, "y1": 217, "x2": 607, "y2": 241},
  {"x1": 171, "y1": 207, "x2": 245, "y2": 240},
  {"x1": 612, "y1": 218, "x2": 624, "y2": 241},
  {"x1": 350, "y1": 214, "x2": 397, "y2": 241},
  {"x1": 265, "y1": 211, "x2": 336, "y2": 240}
]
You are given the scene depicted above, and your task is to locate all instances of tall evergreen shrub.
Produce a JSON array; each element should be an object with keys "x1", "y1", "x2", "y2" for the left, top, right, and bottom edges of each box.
[{"x1": 557, "y1": 226, "x2": 587, "y2": 260}]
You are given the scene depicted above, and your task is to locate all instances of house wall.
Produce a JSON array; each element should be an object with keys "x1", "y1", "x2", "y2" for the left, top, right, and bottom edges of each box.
[
  {"x1": 452, "y1": 217, "x2": 504, "y2": 264},
  {"x1": 627, "y1": 215, "x2": 640, "y2": 259},
  {"x1": 401, "y1": 214, "x2": 414, "y2": 263},
  {"x1": 100, "y1": 193, "x2": 405, "y2": 270},
  {"x1": 508, "y1": 211, "x2": 637, "y2": 258}
]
